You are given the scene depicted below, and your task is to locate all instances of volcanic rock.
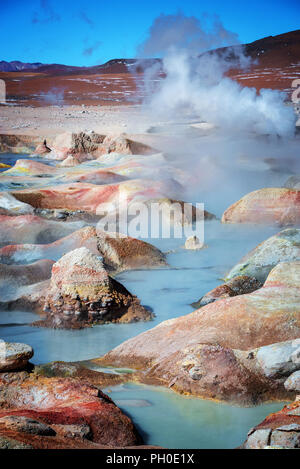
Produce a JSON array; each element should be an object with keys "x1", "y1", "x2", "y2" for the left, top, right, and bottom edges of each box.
[
  {"x1": 0, "y1": 371, "x2": 142, "y2": 448},
  {"x1": 0, "y1": 259, "x2": 54, "y2": 301},
  {"x1": 0, "y1": 226, "x2": 98, "y2": 265},
  {"x1": 243, "y1": 399, "x2": 300, "y2": 448},
  {"x1": 222, "y1": 188, "x2": 300, "y2": 225},
  {"x1": 48, "y1": 132, "x2": 154, "y2": 161},
  {"x1": 0, "y1": 192, "x2": 34, "y2": 215},
  {"x1": 192, "y1": 275, "x2": 262, "y2": 308},
  {"x1": 0, "y1": 342, "x2": 33, "y2": 372},
  {"x1": 96, "y1": 229, "x2": 166, "y2": 272},
  {"x1": 40, "y1": 247, "x2": 152, "y2": 328},
  {"x1": 185, "y1": 235, "x2": 204, "y2": 250},
  {"x1": 58, "y1": 155, "x2": 80, "y2": 167},
  {"x1": 284, "y1": 371, "x2": 300, "y2": 392},
  {"x1": 10, "y1": 179, "x2": 175, "y2": 214},
  {"x1": 0, "y1": 214, "x2": 84, "y2": 245},
  {"x1": 226, "y1": 228, "x2": 300, "y2": 283}
]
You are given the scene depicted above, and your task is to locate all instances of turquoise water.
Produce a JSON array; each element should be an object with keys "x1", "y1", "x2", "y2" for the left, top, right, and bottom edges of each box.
[{"x1": 104, "y1": 382, "x2": 286, "y2": 449}]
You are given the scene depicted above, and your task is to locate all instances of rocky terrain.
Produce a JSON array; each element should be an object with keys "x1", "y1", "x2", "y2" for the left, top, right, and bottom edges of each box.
[{"x1": 0, "y1": 341, "x2": 148, "y2": 449}]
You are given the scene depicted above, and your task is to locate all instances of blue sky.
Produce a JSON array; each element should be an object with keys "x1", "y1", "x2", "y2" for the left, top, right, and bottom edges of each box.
[{"x1": 0, "y1": 0, "x2": 299, "y2": 66}]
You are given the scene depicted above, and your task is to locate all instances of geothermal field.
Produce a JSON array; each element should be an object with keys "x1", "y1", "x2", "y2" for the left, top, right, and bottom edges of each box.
[{"x1": 0, "y1": 21, "x2": 300, "y2": 451}]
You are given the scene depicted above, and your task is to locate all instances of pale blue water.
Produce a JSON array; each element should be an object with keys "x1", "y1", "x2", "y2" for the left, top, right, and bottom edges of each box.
[{"x1": 103, "y1": 383, "x2": 286, "y2": 449}]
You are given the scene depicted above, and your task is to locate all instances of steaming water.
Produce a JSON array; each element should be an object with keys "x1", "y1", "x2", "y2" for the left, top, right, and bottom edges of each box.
[{"x1": 0, "y1": 151, "x2": 293, "y2": 448}]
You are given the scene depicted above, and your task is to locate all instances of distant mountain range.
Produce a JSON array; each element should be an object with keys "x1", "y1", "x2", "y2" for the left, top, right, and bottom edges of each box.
[
  {"x1": 0, "y1": 58, "x2": 160, "y2": 74},
  {"x1": 0, "y1": 60, "x2": 44, "y2": 72},
  {"x1": 1, "y1": 30, "x2": 299, "y2": 74}
]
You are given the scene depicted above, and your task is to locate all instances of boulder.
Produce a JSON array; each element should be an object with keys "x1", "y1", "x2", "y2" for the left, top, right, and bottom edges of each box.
[
  {"x1": 0, "y1": 259, "x2": 53, "y2": 309},
  {"x1": 284, "y1": 371, "x2": 300, "y2": 392},
  {"x1": 0, "y1": 371, "x2": 142, "y2": 448},
  {"x1": 143, "y1": 198, "x2": 216, "y2": 227},
  {"x1": 222, "y1": 188, "x2": 300, "y2": 225},
  {"x1": 243, "y1": 399, "x2": 300, "y2": 449},
  {"x1": 101, "y1": 134, "x2": 154, "y2": 156},
  {"x1": 0, "y1": 214, "x2": 85, "y2": 245},
  {"x1": 99, "y1": 262, "x2": 300, "y2": 403},
  {"x1": 58, "y1": 155, "x2": 80, "y2": 167},
  {"x1": 0, "y1": 342, "x2": 33, "y2": 372},
  {"x1": 0, "y1": 259, "x2": 54, "y2": 303},
  {"x1": 192, "y1": 275, "x2": 262, "y2": 308},
  {"x1": 0, "y1": 192, "x2": 34, "y2": 215},
  {"x1": 255, "y1": 339, "x2": 300, "y2": 379},
  {"x1": 0, "y1": 226, "x2": 99, "y2": 265},
  {"x1": 185, "y1": 235, "x2": 204, "y2": 250},
  {"x1": 96, "y1": 229, "x2": 167, "y2": 272},
  {"x1": 40, "y1": 247, "x2": 152, "y2": 329},
  {"x1": 48, "y1": 132, "x2": 154, "y2": 161},
  {"x1": 5, "y1": 159, "x2": 56, "y2": 176},
  {"x1": 226, "y1": 228, "x2": 300, "y2": 283},
  {"x1": 0, "y1": 416, "x2": 55, "y2": 436},
  {"x1": 10, "y1": 179, "x2": 175, "y2": 214}
]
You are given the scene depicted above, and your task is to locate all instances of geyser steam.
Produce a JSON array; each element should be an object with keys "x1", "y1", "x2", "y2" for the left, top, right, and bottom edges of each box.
[{"x1": 138, "y1": 13, "x2": 296, "y2": 137}]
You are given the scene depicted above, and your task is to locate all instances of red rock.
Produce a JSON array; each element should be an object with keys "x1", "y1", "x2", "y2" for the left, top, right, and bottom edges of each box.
[
  {"x1": 96, "y1": 229, "x2": 166, "y2": 272},
  {"x1": 11, "y1": 179, "x2": 175, "y2": 214},
  {"x1": 0, "y1": 226, "x2": 98, "y2": 265},
  {"x1": 40, "y1": 247, "x2": 152, "y2": 329},
  {"x1": 0, "y1": 371, "x2": 142, "y2": 448},
  {"x1": 0, "y1": 259, "x2": 54, "y2": 306},
  {"x1": 0, "y1": 214, "x2": 85, "y2": 245},
  {"x1": 222, "y1": 188, "x2": 300, "y2": 225},
  {"x1": 192, "y1": 275, "x2": 262, "y2": 308},
  {"x1": 243, "y1": 399, "x2": 300, "y2": 448},
  {"x1": 6, "y1": 159, "x2": 56, "y2": 176},
  {"x1": 68, "y1": 169, "x2": 127, "y2": 185}
]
